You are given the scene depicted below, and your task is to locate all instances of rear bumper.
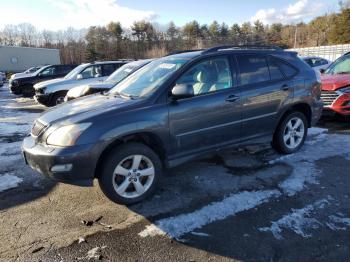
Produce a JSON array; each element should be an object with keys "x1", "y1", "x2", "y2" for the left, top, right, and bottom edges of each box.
[
  {"x1": 311, "y1": 99, "x2": 323, "y2": 126},
  {"x1": 22, "y1": 136, "x2": 100, "y2": 186}
]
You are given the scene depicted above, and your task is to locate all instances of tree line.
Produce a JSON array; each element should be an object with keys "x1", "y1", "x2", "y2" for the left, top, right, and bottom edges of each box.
[{"x1": 0, "y1": 4, "x2": 349, "y2": 64}]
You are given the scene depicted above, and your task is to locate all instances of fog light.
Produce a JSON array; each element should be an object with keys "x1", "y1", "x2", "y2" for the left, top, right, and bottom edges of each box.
[{"x1": 51, "y1": 164, "x2": 72, "y2": 172}]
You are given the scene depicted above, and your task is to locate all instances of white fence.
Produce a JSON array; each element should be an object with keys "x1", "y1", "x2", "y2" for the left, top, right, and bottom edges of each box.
[{"x1": 288, "y1": 44, "x2": 350, "y2": 61}]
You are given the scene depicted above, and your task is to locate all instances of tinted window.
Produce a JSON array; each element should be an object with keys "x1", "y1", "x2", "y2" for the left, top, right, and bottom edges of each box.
[
  {"x1": 39, "y1": 66, "x2": 55, "y2": 76},
  {"x1": 176, "y1": 57, "x2": 233, "y2": 96},
  {"x1": 267, "y1": 57, "x2": 284, "y2": 80},
  {"x1": 80, "y1": 65, "x2": 102, "y2": 79},
  {"x1": 237, "y1": 55, "x2": 270, "y2": 85},
  {"x1": 103, "y1": 64, "x2": 117, "y2": 76},
  {"x1": 276, "y1": 60, "x2": 298, "y2": 77}
]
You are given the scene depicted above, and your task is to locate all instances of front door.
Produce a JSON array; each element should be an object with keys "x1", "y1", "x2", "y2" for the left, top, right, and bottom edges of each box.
[{"x1": 168, "y1": 56, "x2": 242, "y2": 158}]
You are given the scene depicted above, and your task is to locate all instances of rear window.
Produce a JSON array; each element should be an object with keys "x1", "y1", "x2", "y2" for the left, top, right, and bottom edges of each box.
[{"x1": 237, "y1": 55, "x2": 270, "y2": 85}]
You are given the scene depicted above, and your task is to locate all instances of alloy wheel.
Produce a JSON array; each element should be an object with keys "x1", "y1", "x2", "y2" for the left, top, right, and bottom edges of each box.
[
  {"x1": 112, "y1": 154, "x2": 155, "y2": 199},
  {"x1": 283, "y1": 117, "x2": 305, "y2": 149}
]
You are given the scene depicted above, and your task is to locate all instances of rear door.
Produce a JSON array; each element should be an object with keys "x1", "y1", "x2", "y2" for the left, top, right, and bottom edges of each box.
[
  {"x1": 168, "y1": 55, "x2": 242, "y2": 158},
  {"x1": 236, "y1": 54, "x2": 294, "y2": 142}
]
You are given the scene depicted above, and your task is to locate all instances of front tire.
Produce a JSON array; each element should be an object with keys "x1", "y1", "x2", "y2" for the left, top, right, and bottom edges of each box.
[
  {"x1": 49, "y1": 92, "x2": 67, "y2": 106},
  {"x1": 98, "y1": 143, "x2": 162, "y2": 205},
  {"x1": 272, "y1": 112, "x2": 308, "y2": 154}
]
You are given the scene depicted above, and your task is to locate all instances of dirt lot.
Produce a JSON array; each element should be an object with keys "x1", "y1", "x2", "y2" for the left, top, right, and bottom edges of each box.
[{"x1": 0, "y1": 85, "x2": 350, "y2": 262}]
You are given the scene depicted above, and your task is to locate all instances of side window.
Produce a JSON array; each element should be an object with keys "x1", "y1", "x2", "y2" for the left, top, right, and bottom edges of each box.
[
  {"x1": 267, "y1": 57, "x2": 284, "y2": 81},
  {"x1": 176, "y1": 57, "x2": 233, "y2": 96},
  {"x1": 237, "y1": 55, "x2": 270, "y2": 85},
  {"x1": 80, "y1": 65, "x2": 102, "y2": 79},
  {"x1": 276, "y1": 60, "x2": 298, "y2": 78},
  {"x1": 40, "y1": 67, "x2": 55, "y2": 76},
  {"x1": 102, "y1": 64, "x2": 117, "y2": 76}
]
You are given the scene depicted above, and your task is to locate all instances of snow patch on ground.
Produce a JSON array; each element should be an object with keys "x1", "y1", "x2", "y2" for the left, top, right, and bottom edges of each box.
[
  {"x1": 139, "y1": 190, "x2": 281, "y2": 238},
  {"x1": 0, "y1": 173, "x2": 23, "y2": 192},
  {"x1": 278, "y1": 162, "x2": 319, "y2": 196},
  {"x1": 326, "y1": 214, "x2": 350, "y2": 230},
  {"x1": 259, "y1": 197, "x2": 332, "y2": 239}
]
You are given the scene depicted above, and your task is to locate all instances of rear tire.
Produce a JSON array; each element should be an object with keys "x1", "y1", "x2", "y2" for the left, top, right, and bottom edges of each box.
[
  {"x1": 98, "y1": 143, "x2": 162, "y2": 205},
  {"x1": 272, "y1": 112, "x2": 308, "y2": 154}
]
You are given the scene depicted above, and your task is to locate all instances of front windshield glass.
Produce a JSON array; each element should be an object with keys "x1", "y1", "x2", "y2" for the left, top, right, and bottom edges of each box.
[
  {"x1": 64, "y1": 64, "x2": 86, "y2": 79},
  {"x1": 325, "y1": 55, "x2": 350, "y2": 75},
  {"x1": 106, "y1": 64, "x2": 137, "y2": 83},
  {"x1": 109, "y1": 58, "x2": 189, "y2": 98}
]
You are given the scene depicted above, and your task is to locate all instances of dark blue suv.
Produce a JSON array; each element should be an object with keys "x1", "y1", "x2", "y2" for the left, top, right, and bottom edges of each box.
[{"x1": 22, "y1": 45, "x2": 323, "y2": 205}]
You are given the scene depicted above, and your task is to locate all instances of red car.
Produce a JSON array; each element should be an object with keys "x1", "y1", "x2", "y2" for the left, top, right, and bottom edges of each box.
[{"x1": 321, "y1": 52, "x2": 350, "y2": 116}]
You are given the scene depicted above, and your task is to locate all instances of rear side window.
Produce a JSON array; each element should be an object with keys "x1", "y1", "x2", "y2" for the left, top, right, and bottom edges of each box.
[
  {"x1": 237, "y1": 55, "x2": 270, "y2": 85},
  {"x1": 276, "y1": 60, "x2": 298, "y2": 78},
  {"x1": 103, "y1": 64, "x2": 118, "y2": 76},
  {"x1": 267, "y1": 57, "x2": 284, "y2": 81}
]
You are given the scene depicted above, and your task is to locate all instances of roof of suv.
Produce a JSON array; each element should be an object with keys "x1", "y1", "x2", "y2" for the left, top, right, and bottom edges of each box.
[
  {"x1": 167, "y1": 45, "x2": 292, "y2": 59},
  {"x1": 88, "y1": 60, "x2": 133, "y2": 65}
]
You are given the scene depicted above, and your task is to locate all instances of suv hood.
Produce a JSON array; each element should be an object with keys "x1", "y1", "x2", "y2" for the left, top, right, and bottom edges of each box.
[
  {"x1": 39, "y1": 93, "x2": 137, "y2": 126},
  {"x1": 34, "y1": 78, "x2": 67, "y2": 89},
  {"x1": 321, "y1": 73, "x2": 350, "y2": 91}
]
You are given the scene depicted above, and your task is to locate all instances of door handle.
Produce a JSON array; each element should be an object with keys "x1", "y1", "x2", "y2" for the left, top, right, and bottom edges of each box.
[
  {"x1": 225, "y1": 95, "x2": 240, "y2": 102},
  {"x1": 281, "y1": 85, "x2": 290, "y2": 91}
]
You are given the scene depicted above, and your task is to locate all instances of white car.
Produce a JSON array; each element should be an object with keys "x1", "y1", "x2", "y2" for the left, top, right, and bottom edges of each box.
[
  {"x1": 302, "y1": 56, "x2": 332, "y2": 72},
  {"x1": 10, "y1": 66, "x2": 43, "y2": 80},
  {"x1": 34, "y1": 61, "x2": 131, "y2": 106}
]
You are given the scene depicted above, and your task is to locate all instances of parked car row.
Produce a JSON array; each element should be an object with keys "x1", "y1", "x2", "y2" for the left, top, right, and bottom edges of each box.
[{"x1": 22, "y1": 45, "x2": 324, "y2": 205}]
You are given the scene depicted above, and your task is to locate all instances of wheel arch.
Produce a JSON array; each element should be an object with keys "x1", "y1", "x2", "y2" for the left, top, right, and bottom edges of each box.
[
  {"x1": 94, "y1": 132, "x2": 166, "y2": 178},
  {"x1": 276, "y1": 103, "x2": 312, "y2": 131}
]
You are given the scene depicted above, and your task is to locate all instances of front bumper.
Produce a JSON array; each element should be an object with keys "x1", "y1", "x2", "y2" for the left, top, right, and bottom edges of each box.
[
  {"x1": 9, "y1": 82, "x2": 21, "y2": 95},
  {"x1": 22, "y1": 136, "x2": 100, "y2": 186},
  {"x1": 34, "y1": 93, "x2": 51, "y2": 106},
  {"x1": 324, "y1": 93, "x2": 350, "y2": 116}
]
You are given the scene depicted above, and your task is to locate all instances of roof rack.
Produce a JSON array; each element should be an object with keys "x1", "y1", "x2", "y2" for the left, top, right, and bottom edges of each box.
[
  {"x1": 202, "y1": 45, "x2": 283, "y2": 54},
  {"x1": 167, "y1": 49, "x2": 203, "y2": 56}
]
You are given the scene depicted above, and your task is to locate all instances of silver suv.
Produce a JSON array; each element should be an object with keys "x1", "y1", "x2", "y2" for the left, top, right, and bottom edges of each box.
[{"x1": 34, "y1": 61, "x2": 130, "y2": 106}]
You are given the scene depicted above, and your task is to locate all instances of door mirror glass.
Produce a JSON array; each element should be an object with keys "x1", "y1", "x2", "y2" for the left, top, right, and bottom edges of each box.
[
  {"x1": 77, "y1": 74, "x2": 83, "y2": 80},
  {"x1": 171, "y1": 84, "x2": 194, "y2": 99},
  {"x1": 319, "y1": 68, "x2": 325, "y2": 74}
]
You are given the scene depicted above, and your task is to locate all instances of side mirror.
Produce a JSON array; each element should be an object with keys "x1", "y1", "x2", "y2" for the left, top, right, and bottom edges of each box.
[
  {"x1": 77, "y1": 74, "x2": 83, "y2": 80},
  {"x1": 319, "y1": 69, "x2": 325, "y2": 74},
  {"x1": 171, "y1": 84, "x2": 194, "y2": 100}
]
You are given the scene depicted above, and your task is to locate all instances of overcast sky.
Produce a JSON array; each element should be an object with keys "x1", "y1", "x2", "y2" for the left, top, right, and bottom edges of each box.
[{"x1": 0, "y1": 0, "x2": 340, "y2": 30}]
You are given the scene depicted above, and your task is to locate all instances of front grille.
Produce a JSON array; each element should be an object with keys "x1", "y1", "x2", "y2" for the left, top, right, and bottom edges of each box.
[
  {"x1": 31, "y1": 120, "x2": 47, "y2": 137},
  {"x1": 321, "y1": 91, "x2": 340, "y2": 106}
]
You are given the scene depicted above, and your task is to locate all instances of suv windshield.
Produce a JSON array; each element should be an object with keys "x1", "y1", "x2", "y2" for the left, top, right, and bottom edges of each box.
[
  {"x1": 109, "y1": 58, "x2": 189, "y2": 98},
  {"x1": 325, "y1": 54, "x2": 350, "y2": 75},
  {"x1": 64, "y1": 64, "x2": 86, "y2": 79}
]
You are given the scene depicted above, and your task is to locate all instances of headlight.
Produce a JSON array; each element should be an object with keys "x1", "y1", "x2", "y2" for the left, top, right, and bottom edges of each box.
[
  {"x1": 46, "y1": 123, "x2": 91, "y2": 146},
  {"x1": 68, "y1": 85, "x2": 90, "y2": 98},
  {"x1": 339, "y1": 86, "x2": 350, "y2": 94}
]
